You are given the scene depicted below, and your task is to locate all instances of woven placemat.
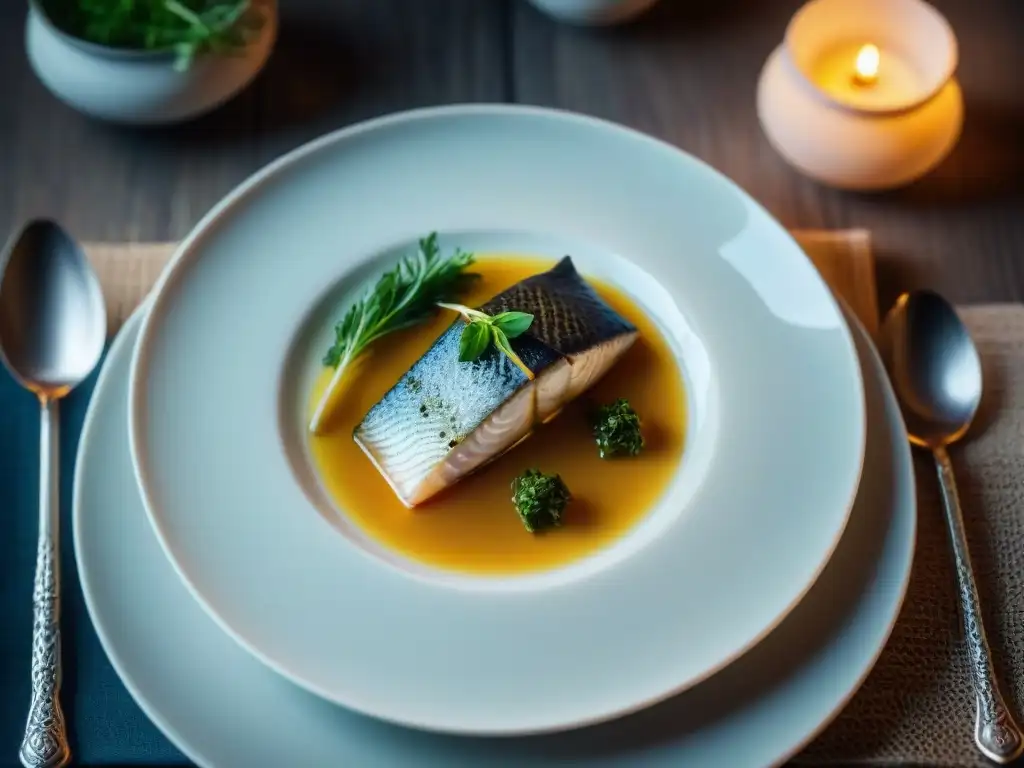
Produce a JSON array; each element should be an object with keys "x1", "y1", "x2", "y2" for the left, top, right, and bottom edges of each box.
[
  {"x1": 81, "y1": 232, "x2": 1024, "y2": 768},
  {"x1": 796, "y1": 304, "x2": 1024, "y2": 768}
]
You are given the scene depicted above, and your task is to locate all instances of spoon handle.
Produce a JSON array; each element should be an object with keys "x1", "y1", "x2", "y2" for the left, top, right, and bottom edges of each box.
[
  {"x1": 934, "y1": 445, "x2": 1024, "y2": 765},
  {"x1": 19, "y1": 400, "x2": 70, "y2": 768}
]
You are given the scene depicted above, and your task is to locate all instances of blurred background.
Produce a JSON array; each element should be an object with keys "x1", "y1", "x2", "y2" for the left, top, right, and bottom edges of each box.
[{"x1": 1, "y1": 0, "x2": 1022, "y2": 307}]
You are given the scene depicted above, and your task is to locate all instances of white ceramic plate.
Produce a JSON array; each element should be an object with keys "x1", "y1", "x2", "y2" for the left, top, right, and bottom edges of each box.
[
  {"x1": 128, "y1": 105, "x2": 866, "y2": 734},
  {"x1": 77, "y1": 301, "x2": 910, "y2": 767}
]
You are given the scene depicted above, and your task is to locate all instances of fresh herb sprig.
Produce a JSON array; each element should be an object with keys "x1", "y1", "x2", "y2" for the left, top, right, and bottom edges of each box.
[
  {"x1": 437, "y1": 303, "x2": 535, "y2": 379},
  {"x1": 43, "y1": 0, "x2": 265, "y2": 70},
  {"x1": 308, "y1": 234, "x2": 478, "y2": 434},
  {"x1": 512, "y1": 469, "x2": 571, "y2": 533}
]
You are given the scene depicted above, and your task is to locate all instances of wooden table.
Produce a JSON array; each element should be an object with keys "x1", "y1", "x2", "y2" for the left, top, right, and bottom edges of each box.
[{"x1": 2, "y1": 0, "x2": 1022, "y2": 311}]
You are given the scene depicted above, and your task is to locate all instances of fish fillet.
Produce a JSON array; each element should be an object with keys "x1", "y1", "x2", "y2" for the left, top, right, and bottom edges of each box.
[{"x1": 354, "y1": 257, "x2": 638, "y2": 507}]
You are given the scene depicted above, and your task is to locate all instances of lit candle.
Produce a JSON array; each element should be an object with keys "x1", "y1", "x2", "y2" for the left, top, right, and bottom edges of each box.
[
  {"x1": 852, "y1": 44, "x2": 879, "y2": 87},
  {"x1": 756, "y1": 0, "x2": 963, "y2": 191}
]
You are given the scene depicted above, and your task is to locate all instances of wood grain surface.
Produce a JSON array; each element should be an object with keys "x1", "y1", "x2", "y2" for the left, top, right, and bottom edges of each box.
[{"x1": 1, "y1": 0, "x2": 1022, "y2": 312}]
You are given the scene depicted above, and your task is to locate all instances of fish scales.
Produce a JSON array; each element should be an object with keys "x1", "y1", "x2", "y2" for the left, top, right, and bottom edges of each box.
[{"x1": 354, "y1": 257, "x2": 638, "y2": 507}]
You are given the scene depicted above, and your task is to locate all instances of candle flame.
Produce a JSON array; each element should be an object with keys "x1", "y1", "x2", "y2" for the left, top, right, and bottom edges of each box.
[{"x1": 854, "y1": 44, "x2": 880, "y2": 85}]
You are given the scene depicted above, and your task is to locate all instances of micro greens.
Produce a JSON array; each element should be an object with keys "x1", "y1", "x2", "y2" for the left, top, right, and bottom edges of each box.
[
  {"x1": 308, "y1": 234, "x2": 478, "y2": 434},
  {"x1": 511, "y1": 469, "x2": 571, "y2": 533},
  {"x1": 591, "y1": 398, "x2": 644, "y2": 458},
  {"x1": 41, "y1": 0, "x2": 265, "y2": 70},
  {"x1": 436, "y1": 303, "x2": 535, "y2": 380}
]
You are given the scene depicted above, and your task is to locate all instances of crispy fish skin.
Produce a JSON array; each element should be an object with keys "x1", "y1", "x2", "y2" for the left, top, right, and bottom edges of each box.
[
  {"x1": 482, "y1": 257, "x2": 639, "y2": 401},
  {"x1": 482, "y1": 256, "x2": 637, "y2": 355},
  {"x1": 354, "y1": 257, "x2": 638, "y2": 507}
]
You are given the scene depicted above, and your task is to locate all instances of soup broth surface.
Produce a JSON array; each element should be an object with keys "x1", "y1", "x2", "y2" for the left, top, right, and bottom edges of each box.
[{"x1": 307, "y1": 255, "x2": 687, "y2": 575}]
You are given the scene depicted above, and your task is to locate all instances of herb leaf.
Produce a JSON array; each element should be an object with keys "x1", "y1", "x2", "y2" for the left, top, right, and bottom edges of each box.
[
  {"x1": 309, "y1": 234, "x2": 478, "y2": 434},
  {"x1": 490, "y1": 328, "x2": 528, "y2": 374},
  {"x1": 491, "y1": 311, "x2": 534, "y2": 339},
  {"x1": 459, "y1": 321, "x2": 490, "y2": 362},
  {"x1": 437, "y1": 303, "x2": 536, "y2": 380}
]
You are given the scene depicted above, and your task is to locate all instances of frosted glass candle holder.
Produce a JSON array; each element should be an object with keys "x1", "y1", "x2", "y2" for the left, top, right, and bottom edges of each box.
[{"x1": 757, "y1": 0, "x2": 963, "y2": 191}]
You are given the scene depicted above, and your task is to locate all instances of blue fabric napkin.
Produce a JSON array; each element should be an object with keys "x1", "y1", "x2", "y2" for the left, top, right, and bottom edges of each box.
[{"x1": 0, "y1": 349, "x2": 190, "y2": 767}]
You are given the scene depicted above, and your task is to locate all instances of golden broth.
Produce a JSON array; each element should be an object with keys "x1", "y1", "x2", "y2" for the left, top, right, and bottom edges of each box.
[{"x1": 307, "y1": 255, "x2": 686, "y2": 575}]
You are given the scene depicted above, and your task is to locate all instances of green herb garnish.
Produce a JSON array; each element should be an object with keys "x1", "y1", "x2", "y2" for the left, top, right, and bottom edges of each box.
[
  {"x1": 591, "y1": 398, "x2": 644, "y2": 459},
  {"x1": 308, "y1": 233, "x2": 477, "y2": 434},
  {"x1": 511, "y1": 469, "x2": 571, "y2": 533},
  {"x1": 436, "y1": 303, "x2": 535, "y2": 379},
  {"x1": 42, "y1": 0, "x2": 265, "y2": 70}
]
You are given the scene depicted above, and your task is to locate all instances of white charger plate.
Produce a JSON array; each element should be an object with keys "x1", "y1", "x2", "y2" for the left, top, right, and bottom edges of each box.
[
  {"x1": 127, "y1": 105, "x2": 866, "y2": 734},
  {"x1": 76, "y1": 301, "x2": 912, "y2": 767}
]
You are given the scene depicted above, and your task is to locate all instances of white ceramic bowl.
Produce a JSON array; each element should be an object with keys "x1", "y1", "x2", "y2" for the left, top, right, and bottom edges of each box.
[
  {"x1": 25, "y1": 0, "x2": 277, "y2": 125},
  {"x1": 527, "y1": 0, "x2": 661, "y2": 26},
  {"x1": 126, "y1": 105, "x2": 867, "y2": 735}
]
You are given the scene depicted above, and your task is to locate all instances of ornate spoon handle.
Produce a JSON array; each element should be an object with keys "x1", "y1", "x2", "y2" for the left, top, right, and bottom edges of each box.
[
  {"x1": 19, "y1": 399, "x2": 70, "y2": 768},
  {"x1": 934, "y1": 445, "x2": 1024, "y2": 765}
]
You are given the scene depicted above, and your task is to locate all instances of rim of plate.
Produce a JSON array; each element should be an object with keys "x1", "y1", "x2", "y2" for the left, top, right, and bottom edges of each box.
[
  {"x1": 77, "y1": 299, "x2": 905, "y2": 768},
  {"x1": 126, "y1": 103, "x2": 867, "y2": 734}
]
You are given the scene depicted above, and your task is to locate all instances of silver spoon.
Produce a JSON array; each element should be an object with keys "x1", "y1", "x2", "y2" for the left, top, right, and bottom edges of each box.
[
  {"x1": 0, "y1": 220, "x2": 106, "y2": 768},
  {"x1": 882, "y1": 289, "x2": 1024, "y2": 765}
]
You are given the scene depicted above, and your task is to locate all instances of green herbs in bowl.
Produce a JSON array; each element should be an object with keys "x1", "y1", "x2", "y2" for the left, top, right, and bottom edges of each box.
[{"x1": 39, "y1": 0, "x2": 266, "y2": 69}]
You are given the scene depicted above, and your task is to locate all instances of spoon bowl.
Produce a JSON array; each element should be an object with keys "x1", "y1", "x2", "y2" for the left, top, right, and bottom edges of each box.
[
  {"x1": 0, "y1": 220, "x2": 106, "y2": 393},
  {"x1": 0, "y1": 218, "x2": 106, "y2": 768},
  {"x1": 881, "y1": 289, "x2": 982, "y2": 449}
]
